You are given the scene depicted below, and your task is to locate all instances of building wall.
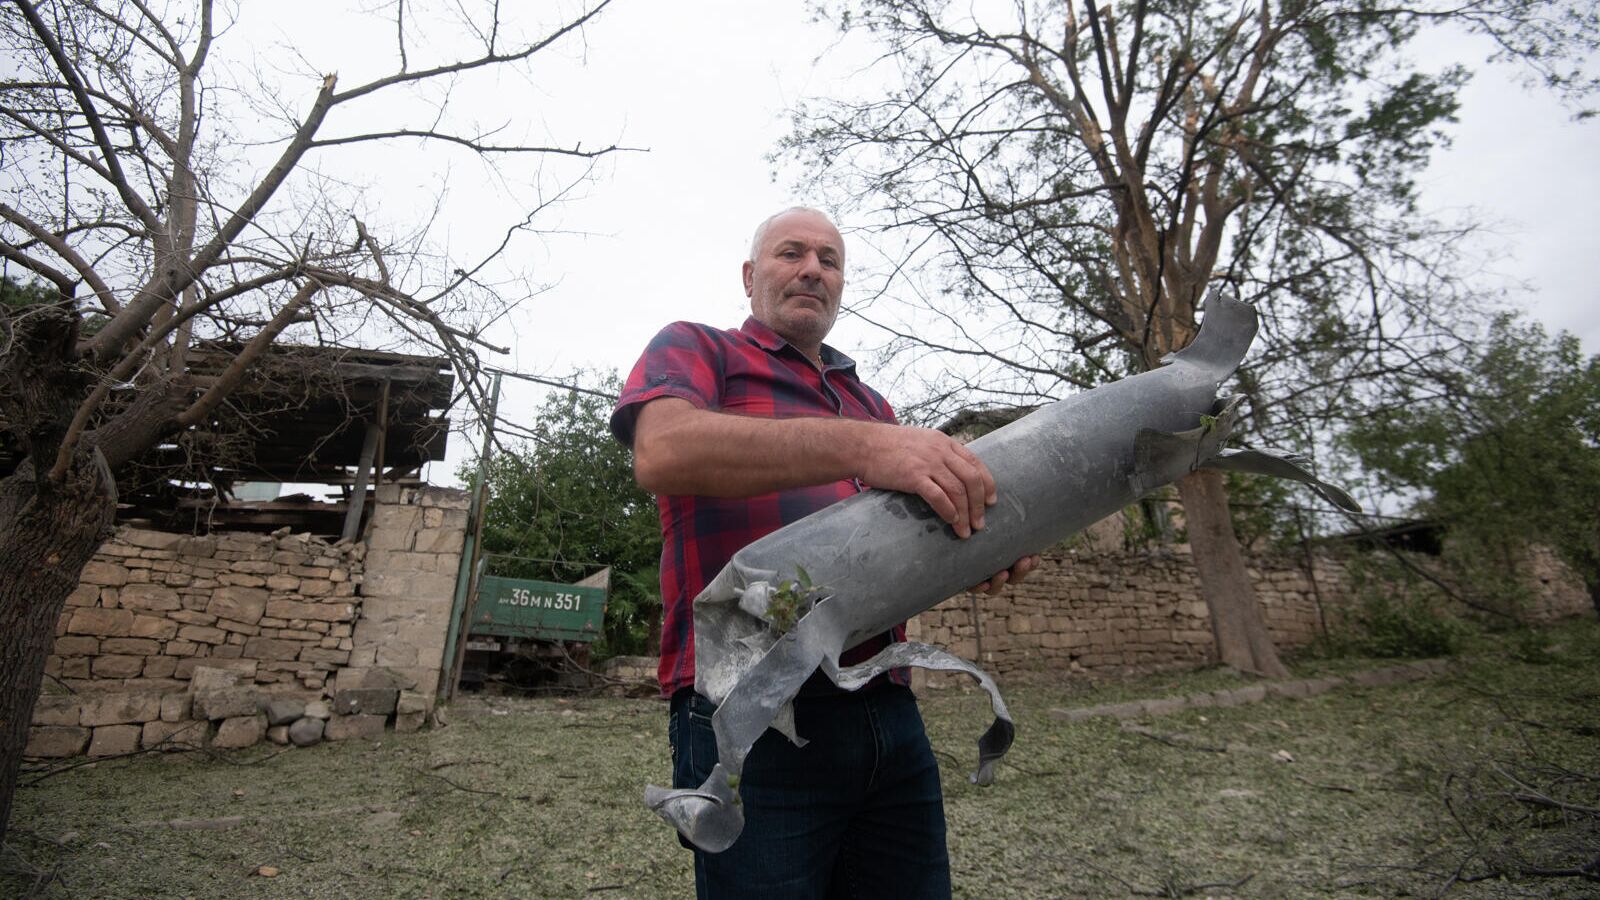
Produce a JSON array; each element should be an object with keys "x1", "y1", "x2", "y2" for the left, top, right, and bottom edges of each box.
[{"x1": 26, "y1": 485, "x2": 468, "y2": 759}]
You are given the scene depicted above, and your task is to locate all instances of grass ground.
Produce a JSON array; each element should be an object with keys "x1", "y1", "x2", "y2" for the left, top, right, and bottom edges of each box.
[{"x1": 4, "y1": 618, "x2": 1596, "y2": 899}]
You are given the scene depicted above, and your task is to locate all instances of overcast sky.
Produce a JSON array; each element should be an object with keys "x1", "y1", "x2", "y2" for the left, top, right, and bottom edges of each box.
[{"x1": 248, "y1": 1, "x2": 1598, "y2": 486}]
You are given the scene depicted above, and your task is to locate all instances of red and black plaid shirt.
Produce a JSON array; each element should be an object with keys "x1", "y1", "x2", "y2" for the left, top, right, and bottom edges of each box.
[{"x1": 611, "y1": 317, "x2": 908, "y2": 698}]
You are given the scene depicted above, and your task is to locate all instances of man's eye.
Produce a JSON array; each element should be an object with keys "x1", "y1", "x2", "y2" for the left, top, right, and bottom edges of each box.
[{"x1": 821, "y1": 257, "x2": 839, "y2": 268}]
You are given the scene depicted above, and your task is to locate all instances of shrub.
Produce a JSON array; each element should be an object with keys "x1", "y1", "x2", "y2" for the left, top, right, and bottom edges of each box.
[{"x1": 1356, "y1": 594, "x2": 1466, "y2": 658}]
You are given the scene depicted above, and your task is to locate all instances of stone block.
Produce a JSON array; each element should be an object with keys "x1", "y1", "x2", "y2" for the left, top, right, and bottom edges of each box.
[
  {"x1": 27, "y1": 725, "x2": 91, "y2": 758},
  {"x1": 266, "y1": 574, "x2": 301, "y2": 591},
  {"x1": 129, "y1": 615, "x2": 179, "y2": 640},
  {"x1": 300, "y1": 647, "x2": 351, "y2": 665},
  {"x1": 304, "y1": 700, "x2": 332, "y2": 720},
  {"x1": 32, "y1": 695, "x2": 81, "y2": 726},
  {"x1": 298, "y1": 579, "x2": 334, "y2": 597},
  {"x1": 80, "y1": 560, "x2": 129, "y2": 586},
  {"x1": 394, "y1": 711, "x2": 426, "y2": 733},
  {"x1": 363, "y1": 570, "x2": 456, "y2": 601},
  {"x1": 216, "y1": 619, "x2": 261, "y2": 636},
  {"x1": 242, "y1": 637, "x2": 304, "y2": 661},
  {"x1": 68, "y1": 607, "x2": 134, "y2": 637},
  {"x1": 79, "y1": 691, "x2": 161, "y2": 726},
  {"x1": 160, "y1": 692, "x2": 192, "y2": 722},
  {"x1": 420, "y1": 487, "x2": 470, "y2": 510},
  {"x1": 181, "y1": 656, "x2": 243, "y2": 682},
  {"x1": 91, "y1": 654, "x2": 146, "y2": 678},
  {"x1": 213, "y1": 714, "x2": 267, "y2": 749},
  {"x1": 265, "y1": 599, "x2": 356, "y2": 622},
  {"x1": 208, "y1": 586, "x2": 268, "y2": 624},
  {"x1": 142, "y1": 719, "x2": 207, "y2": 750},
  {"x1": 396, "y1": 690, "x2": 431, "y2": 715},
  {"x1": 289, "y1": 716, "x2": 326, "y2": 746},
  {"x1": 193, "y1": 687, "x2": 261, "y2": 720},
  {"x1": 123, "y1": 528, "x2": 183, "y2": 550},
  {"x1": 53, "y1": 635, "x2": 100, "y2": 657},
  {"x1": 264, "y1": 697, "x2": 306, "y2": 726},
  {"x1": 88, "y1": 724, "x2": 142, "y2": 757},
  {"x1": 169, "y1": 609, "x2": 218, "y2": 626},
  {"x1": 218, "y1": 573, "x2": 266, "y2": 588},
  {"x1": 102, "y1": 637, "x2": 161, "y2": 656},
  {"x1": 177, "y1": 624, "x2": 227, "y2": 644},
  {"x1": 1139, "y1": 697, "x2": 1189, "y2": 716},
  {"x1": 164, "y1": 640, "x2": 200, "y2": 657},
  {"x1": 334, "y1": 688, "x2": 399, "y2": 716},
  {"x1": 143, "y1": 656, "x2": 177, "y2": 679},
  {"x1": 324, "y1": 714, "x2": 386, "y2": 741},
  {"x1": 120, "y1": 583, "x2": 181, "y2": 612},
  {"x1": 66, "y1": 583, "x2": 101, "y2": 607},
  {"x1": 266, "y1": 724, "x2": 291, "y2": 745}
]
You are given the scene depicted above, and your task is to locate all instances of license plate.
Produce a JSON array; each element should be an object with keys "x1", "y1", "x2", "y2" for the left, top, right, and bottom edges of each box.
[{"x1": 465, "y1": 640, "x2": 501, "y2": 652}]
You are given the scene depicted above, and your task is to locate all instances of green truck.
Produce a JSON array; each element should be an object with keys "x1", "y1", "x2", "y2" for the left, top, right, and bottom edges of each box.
[{"x1": 460, "y1": 566, "x2": 610, "y2": 689}]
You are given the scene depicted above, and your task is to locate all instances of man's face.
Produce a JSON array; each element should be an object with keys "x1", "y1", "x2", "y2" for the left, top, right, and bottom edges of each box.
[{"x1": 743, "y1": 210, "x2": 845, "y2": 354}]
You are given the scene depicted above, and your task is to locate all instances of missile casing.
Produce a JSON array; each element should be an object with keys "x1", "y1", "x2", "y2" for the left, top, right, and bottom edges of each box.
[{"x1": 646, "y1": 290, "x2": 1357, "y2": 852}]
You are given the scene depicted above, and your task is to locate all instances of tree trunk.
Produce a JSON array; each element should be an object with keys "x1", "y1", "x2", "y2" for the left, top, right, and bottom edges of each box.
[
  {"x1": 0, "y1": 456, "x2": 117, "y2": 845},
  {"x1": 1177, "y1": 468, "x2": 1290, "y2": 678}
]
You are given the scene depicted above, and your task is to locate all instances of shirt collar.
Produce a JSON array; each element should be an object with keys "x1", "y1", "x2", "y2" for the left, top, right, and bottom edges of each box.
[{"x1": 739, "y1": 316, "x2": 857, "y2": 371}]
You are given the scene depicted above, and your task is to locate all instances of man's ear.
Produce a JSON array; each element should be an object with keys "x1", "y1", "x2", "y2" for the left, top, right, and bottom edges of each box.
[{"x1": 741, "y1": 260, "x2": 754, "y2": 298}]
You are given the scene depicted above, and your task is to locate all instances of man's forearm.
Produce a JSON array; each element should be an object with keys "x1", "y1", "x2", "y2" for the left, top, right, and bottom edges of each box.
[
  {"x1": 633, "y1": 399, "x2": 883, "y2": 497},
  {"x1": 632, "y1": 395, "x2": 998, "y2": 538}
]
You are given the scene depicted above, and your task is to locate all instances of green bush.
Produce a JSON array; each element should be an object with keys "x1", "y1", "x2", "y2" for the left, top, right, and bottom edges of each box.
[
  {"x1": 1504, "y1": 627, "x2": 1557, "y2": 665},
  {"x1": 1356, "y1": 594, "x2": 1466, "y2": 658}
]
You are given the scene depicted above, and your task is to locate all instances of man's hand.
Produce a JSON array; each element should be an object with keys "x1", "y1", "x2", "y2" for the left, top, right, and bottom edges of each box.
[
  {"x1": 970, "y1": 554, "x2": 1042, "y2": 596},
  {"x1": 856, "y1": 426, "x2": 996, "y2": 539}
]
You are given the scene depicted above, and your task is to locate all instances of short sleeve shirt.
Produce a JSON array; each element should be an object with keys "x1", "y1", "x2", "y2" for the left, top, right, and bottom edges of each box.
[{"x1": 611, "y1": 317, "x2": 907, "y2": 698}]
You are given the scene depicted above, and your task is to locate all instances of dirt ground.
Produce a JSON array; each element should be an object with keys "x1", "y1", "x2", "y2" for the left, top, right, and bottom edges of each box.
[{"x1": 5, "y1": 619, "x2": 1597, "y2": 899}]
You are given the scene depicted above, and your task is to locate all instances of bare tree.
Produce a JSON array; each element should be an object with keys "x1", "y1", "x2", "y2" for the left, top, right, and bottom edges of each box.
[
  {"x1": 781, "y1": 0, "x2": 1597, "y2": 677},
  {"x1": 0, "y1": 0, "x2": 624, "y2": 842}
]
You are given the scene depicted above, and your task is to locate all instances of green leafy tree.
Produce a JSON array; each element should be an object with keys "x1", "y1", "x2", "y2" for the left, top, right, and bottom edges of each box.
[
  {"x1": 1345, "y1": 315, "x2": 1600, "y2": 615},
  {"x1": 780, "y1": 0, "x2": 1597, "y2": 676},
  {"x1": 473, "y1": 374, "x2": 663, "y2": 659}
]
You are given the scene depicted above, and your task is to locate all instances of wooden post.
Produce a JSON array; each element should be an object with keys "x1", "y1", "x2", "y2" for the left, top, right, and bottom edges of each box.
[{"x1": 339, "y1": 421, "x2": 380, "y2": 542}]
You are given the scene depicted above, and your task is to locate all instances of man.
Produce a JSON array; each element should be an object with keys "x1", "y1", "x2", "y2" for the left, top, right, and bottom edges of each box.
[{"x1": 610, "y1": 207, "x2": 1037, "y2": 898}]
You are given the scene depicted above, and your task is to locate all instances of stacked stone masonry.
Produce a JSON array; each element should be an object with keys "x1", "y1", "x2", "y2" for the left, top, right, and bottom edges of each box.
[
  {"x1": 909, "y1": 540, "x2": 1591, "y2": 686},
  {"x1": 27, "y1": 485, "x2": 469, "y2": 759}
]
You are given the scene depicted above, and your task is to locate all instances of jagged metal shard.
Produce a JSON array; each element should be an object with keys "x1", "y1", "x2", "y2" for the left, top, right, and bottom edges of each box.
[{"x1": 644, "y1": 290, "x2": 1360, "y2": 852}]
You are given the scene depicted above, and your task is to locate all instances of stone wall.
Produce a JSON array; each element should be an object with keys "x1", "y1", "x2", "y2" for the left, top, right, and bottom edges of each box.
[
  {"x1": 338, "y1": 484, "x2": 468, "y2": 698},
  {"x1": 26, "y1": 485, "x2": 468, "y2": 759},
  {"x1": 909, "y1": 539, "x2": 1591, "y2": 684},
  {"x1": 47, "y1": 527, "x2": 364, "y2": 691}
]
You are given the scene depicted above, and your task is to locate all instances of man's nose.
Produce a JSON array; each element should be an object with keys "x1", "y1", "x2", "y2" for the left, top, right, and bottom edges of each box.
[{"x1": 796, "y1": 251, "x2": 824, "y2": 280}]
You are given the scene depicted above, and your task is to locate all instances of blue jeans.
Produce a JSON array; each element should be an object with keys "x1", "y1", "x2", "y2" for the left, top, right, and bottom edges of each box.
[{"x1": 669, "y1": 684, "x2": 952, "y2": 899}]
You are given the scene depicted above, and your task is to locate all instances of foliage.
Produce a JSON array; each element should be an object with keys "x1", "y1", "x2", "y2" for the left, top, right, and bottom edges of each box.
[
  {"x1": 778, "y1": 0, "x2": 1596, "y2": 677},
  {"x1": 1, "y1": 276, "x2": 107, "y2": 334},
  {"x1": 1345, "y1": 315, "x2": 1600, "y2": 606},
  {"x1": 766, "y1": 565, "x2": 830, "y2": 633},
  {"x1": 472, "y1": 373, "x2": 661, "y2": 660},
  {"x1": 1354, "y1": 593, "x2": 1467, "y2": 658},
  {"x1": 1506, "y1": 626, "x2": 1557, "y2": 665},
  {"x1": 1333, "y1": 553, "x2": 1468, "y2": 657},
  {"x1": 784, "y1": 0, "x2": 1596, "y2": 432}
]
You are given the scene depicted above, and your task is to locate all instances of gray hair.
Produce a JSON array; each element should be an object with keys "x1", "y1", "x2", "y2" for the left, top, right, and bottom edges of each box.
[{"x1": 748, "y1": 206, "x2": 838, "y2": 262}]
